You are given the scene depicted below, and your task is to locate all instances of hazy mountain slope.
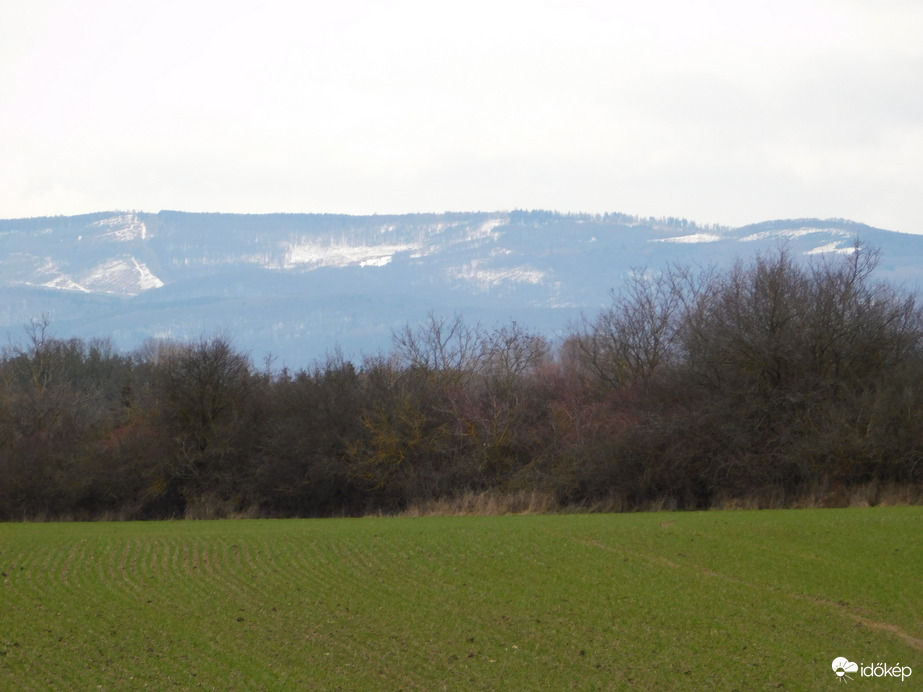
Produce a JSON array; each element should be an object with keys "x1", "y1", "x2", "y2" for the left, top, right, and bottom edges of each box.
[{"x1": 1, "y1": 210, "x2": 918, "y2": 366}]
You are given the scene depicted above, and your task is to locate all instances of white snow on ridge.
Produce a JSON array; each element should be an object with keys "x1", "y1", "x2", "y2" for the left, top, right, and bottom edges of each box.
[
  {"x1": 21, "y1": 257, "x2": 89, "y2": 292},
  {"x1": 286, "y1": 241, "x2": 417, "y2": 269},
  {"x1": 805, "y1": 242, "x2": 856, "y2": 256},
  {"x1": 740, "y1": 227, "x2": 852, "y2": 242},
  {"x1": 469, "y1": 217, "x2": 507, "y2": 240},
  {"x1": 652, "y1": 233, "x2": 722, "y2": 244},
  {"x1": 359, "y1": 255, "x2": 393, "y2": 267},
  {"x1": 132, "y1": 258, "x2": 165, "y2": 289},
  {"x1": 450, "y1": 260, "x2": 545, "y2": 291},
  {"x1": 91, "y1": 213, "x2": 148, "y2": 241},
  {"x1": 79, "y1": 257, "x2": 164, "y2": 295},
  {"x1": 388, "y1": 217, "x2": 506, "y2": 260},
  {"x1": 41, "y1": 275, "x2": 89, "y2": 292}
]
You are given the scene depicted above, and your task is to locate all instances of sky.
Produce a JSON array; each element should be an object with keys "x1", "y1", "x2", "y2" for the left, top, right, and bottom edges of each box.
[{"x1": 2, "y1": 0, "x2": 922, "y2": 233}]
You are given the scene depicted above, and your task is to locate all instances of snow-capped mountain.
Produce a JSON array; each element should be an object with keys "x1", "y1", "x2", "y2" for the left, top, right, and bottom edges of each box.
[{"x1": 2, "y1": 210, "x2": 920, "y2": 366}]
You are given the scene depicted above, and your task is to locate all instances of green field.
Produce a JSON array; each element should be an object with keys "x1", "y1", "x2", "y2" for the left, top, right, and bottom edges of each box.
[{"x1": 1, "y1": 508, "x2": 920, "y2": 690}]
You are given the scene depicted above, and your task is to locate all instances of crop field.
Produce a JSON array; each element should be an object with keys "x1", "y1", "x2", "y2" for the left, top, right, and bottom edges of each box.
[{"x1": 1, "y1": 508, "x2": 920, "y2": 690}]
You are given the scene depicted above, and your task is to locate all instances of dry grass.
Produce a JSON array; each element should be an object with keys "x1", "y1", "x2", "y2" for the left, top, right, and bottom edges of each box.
[
  {"x1": 402, "y1": 489, "x2": 559, "y2": 516},
  {"x1": 14, "y1": 482, "x2": 923, "y2": 522},
  {"x1": 711, "y1": 481, "x2": 923, "y2": 512},
  {"x1": 402, "y1": 482, "x2": 923, "y2": 517}
]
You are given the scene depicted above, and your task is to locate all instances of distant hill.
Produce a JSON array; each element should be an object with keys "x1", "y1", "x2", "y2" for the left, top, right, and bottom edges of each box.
[{"x1": 1, "y1": 210, "x2": 919, "y2": 366}]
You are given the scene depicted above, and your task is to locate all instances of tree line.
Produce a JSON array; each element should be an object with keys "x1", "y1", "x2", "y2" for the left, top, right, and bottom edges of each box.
[{"x1": 1, "y1": 244, "x2": 921, "y2": 520}]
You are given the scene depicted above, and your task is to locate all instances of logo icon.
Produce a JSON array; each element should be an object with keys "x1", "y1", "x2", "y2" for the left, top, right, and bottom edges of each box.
[{"x1": 832, "y1": 657, "x2": 859, "y2": 682}]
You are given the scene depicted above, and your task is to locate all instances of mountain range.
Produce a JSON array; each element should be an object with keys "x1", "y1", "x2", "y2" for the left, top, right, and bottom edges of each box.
[{"x1": 2, "y1": 210, "x2": 921, "y2": 367}]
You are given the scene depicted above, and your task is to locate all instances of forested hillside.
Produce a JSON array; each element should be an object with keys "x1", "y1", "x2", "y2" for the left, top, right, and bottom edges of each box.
[
  {"x1": 4, "y1": 210, "x2": 919, "y2": 364},
  {"x1": 1, "y1": 245, "x2": 921, "y2": 519}
]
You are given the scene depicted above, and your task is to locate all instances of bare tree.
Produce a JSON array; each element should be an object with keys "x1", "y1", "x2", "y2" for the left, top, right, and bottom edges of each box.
[
  {"x1": 482, "y1": 321, "x2": 550, "y2": 396},
  {"x1": 573, "y1": 268, "x2": 684, "y2": 387},
  {"x1": 392, "y1": 312, "x2": 487, "y2": 384}
]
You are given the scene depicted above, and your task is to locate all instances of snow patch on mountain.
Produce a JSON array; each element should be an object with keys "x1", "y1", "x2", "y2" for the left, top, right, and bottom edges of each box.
[
  {"x1": 90, "y1": 213, "x2": 148, "y2": 241},
  {"x1": 652, "y1": 233, "x2": 722, "y2": 244},
  {"x1": 470, "y1": 217, "x2": 508, "y2": 240},
  {"x1": 450, "y1": 260, "x2": 545, "y2": 291},
  {"x1": 286, "y1": 241, "x2": 417, "y2": 269},
  {"x1": 739, "y1": 227, "x2": 853, "y2": 242},
  {"x1": 805, "y1": 242, "x2": 856, "y2": 255},
  {"x1": 132, "y1": 258, "x2": 165, "y2": 290},
  {"x1": 42, "y1": 275, "x2": 89, "y2": 292},
  {"x1": 80, "y1": 257, "x2": 163, "y2": 295},
  {"x1": 22, "y1": 257, "x2": 88, "y2": 292}
]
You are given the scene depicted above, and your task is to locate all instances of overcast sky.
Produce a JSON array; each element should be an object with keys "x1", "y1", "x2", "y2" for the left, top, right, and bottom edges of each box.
[{"x1": 2, "y1": 0, "x2": 922, "y2": 232}]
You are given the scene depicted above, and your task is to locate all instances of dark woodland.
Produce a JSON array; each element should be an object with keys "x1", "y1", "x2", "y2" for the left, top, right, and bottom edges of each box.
[{"x1": 2, "y1": 245, "x2": 921, "y2": 520}]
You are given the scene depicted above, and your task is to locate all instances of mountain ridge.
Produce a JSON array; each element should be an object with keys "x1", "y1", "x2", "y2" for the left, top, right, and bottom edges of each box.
[{"x1": 2, "y1": 210, "x2": 920, "y2": 366}]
